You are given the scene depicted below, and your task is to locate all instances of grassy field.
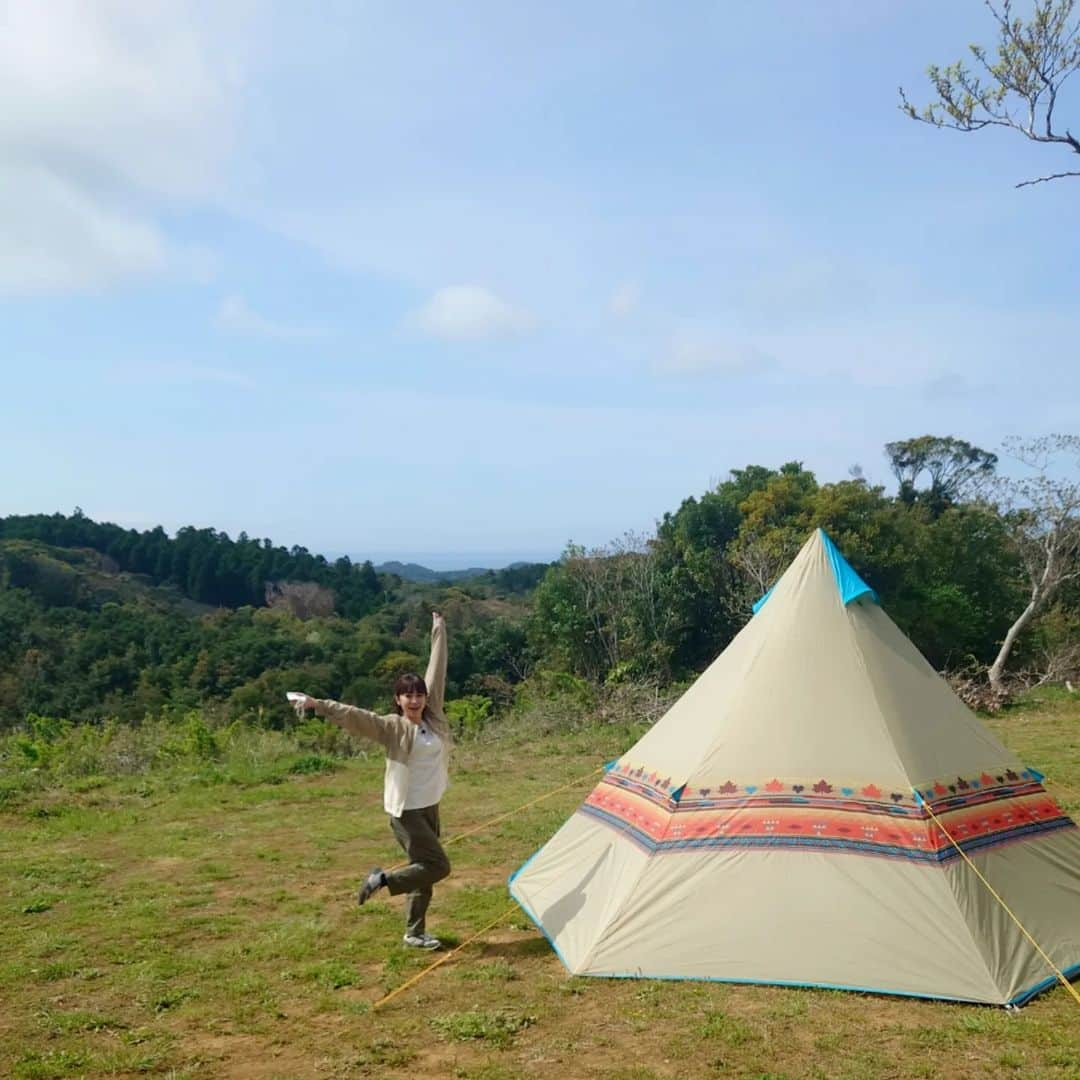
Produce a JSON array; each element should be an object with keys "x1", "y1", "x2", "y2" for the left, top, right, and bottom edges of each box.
[{"x1": 1, "y1": 693, "x2": 1079, "y2": 1079}]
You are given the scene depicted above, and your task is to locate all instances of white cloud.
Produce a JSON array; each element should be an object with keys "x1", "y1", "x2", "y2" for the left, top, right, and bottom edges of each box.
[
  {"x1": 0, "y1": 164, "x2": 166, "y2": 292},
  {"x1": 413, "y1": 284, "x2": 535, "y2": 341},
  {"x1": 609, "y1": 282, "x2": 641, "y2": 317},
  {"x1": 217, "y1": 295, "x2": 326, "y2": 340},
  {"x1": 656, "y1": 332, "x2": 774, "y2": 376},
  {"x1": 0, "y1": 0, "x2": 241, "y2": 294}
]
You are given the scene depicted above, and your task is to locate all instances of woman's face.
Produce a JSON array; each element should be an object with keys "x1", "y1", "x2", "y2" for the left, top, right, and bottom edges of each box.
[{"x1": 397, "y1": 690, "x2": 428, "y2": 721}]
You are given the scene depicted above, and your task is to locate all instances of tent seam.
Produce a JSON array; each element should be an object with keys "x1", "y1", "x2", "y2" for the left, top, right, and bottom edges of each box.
[
  {"x1": 844, "y1": 607, "x2": 919, "y2": 805},
  {"x1": 844, "y1": 605, "x2": 1005, "y2": 1000},
  {"x1": 575, "y1": 786, "x2": 685, "y2": 973}
]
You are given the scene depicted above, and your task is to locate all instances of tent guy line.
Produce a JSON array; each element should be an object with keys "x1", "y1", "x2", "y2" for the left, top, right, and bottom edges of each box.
[
  {"x1": 918, "y1": 796, "x2": 1080, "y2": 1007},
  {"x1": 381, "y1": 765, "x2": 606, "y2": 876},
  {"x1": 372, "y1": 904, "x2": 518, "y2": 1011},
  {"x1": 370, "y1": 767, "x2": 606, "y2": 1010}
]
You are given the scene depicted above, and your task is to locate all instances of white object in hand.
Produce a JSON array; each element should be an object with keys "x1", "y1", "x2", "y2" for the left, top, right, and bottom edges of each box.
[{"x1": 286, "y1": 691, "x2": 310, "y2": 718}]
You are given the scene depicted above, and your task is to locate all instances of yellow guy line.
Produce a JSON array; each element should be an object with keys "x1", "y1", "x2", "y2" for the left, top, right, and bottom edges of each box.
[
  {"x1": 921, "y1": 800, "x2": 1080, "y2": 1008},
  {"x1": 442, "y1": 765, "x2": 606, "y2": 849},
  {"x1": 384, "y1": 765, "x2": 606, "y2": 873},
  {"x1": 372, "y1": 904, "x2": 517, "y2": 1011},
  {"x1": 371, "y1": 765, "x2": 605, "y2": 1008},
  {"x1": 1043, "y1": 775, "x2": 1080, "y2": 808}
]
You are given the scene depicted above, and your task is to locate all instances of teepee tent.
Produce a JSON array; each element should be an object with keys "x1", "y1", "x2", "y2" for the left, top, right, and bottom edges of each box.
[{"x1": 510, "y1": 529, "x2": 1080, "y2": 1005}]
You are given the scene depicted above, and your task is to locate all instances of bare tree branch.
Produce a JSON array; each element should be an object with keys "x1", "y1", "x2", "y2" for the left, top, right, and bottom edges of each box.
[
  {"x1": 900, "y1": 0, "x2": 1080, "y2": 185},
  {"x1": 1015, "y1": 167, "x2": 1080, "y2": 184}
]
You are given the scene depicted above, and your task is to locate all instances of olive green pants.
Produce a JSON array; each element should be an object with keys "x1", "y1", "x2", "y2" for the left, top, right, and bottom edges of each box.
[{"x1": 385, "y1": 804, "x2": 451, "y2": 937}]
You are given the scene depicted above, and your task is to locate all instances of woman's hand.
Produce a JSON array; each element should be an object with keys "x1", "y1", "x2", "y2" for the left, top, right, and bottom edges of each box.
[
  {"x1": 432, "y1": 610, "x2": 445, "y2": 630},
  {"x1": 287, "y1": 692, "x2": 319, "y2": 716}
]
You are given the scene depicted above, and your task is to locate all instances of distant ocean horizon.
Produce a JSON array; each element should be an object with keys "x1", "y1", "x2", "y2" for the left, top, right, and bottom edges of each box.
[{"x1": 322, "y1": 551, "x2": 558, "y2": 572}]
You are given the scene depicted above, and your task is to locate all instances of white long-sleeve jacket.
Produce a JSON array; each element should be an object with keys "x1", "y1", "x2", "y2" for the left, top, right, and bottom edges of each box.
[{"x1": 314, "y1": 619, "x2": 450, "y2": 816}]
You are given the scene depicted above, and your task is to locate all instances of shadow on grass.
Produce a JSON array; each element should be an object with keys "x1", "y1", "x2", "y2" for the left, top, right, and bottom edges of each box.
[{"x1": 474, "y1": 936, "x2": 554, "y2": 960}]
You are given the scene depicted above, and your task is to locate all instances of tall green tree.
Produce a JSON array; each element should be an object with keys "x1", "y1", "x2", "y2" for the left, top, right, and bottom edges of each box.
[
  {"x1": 884, "y1": 435, "x2": 998, "y2": 516},
  {"x1": 651, "y1": 464, "x2": 780, "y2": 670}
]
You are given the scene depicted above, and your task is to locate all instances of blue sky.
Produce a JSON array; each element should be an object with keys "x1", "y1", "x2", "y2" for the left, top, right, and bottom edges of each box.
[{"x1": 2, "y1": 1, "x2": 1077, "y2": 567}]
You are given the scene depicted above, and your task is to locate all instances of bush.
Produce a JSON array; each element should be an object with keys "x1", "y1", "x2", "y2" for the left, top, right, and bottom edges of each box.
[
  {"x1": 287, "y1": 754, "x2": 339, "y2": 775},
  {"x1": 12, "y1": 713, "x2": 72, "y2": 769},
  {"x1": 445, "y1": 695, "x2": 493, "y2": 738},
  {"x1": 157, "y1": 712, "x2": 220, "y2": 763}
]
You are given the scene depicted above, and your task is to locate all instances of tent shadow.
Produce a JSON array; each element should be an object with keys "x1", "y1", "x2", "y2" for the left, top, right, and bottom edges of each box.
[
  {"x1": 536, "y1": 845, "x2": 607, "y2": 936},
  {"x1": 476, "y1": 937, "x2": 554, "y2": 960}
]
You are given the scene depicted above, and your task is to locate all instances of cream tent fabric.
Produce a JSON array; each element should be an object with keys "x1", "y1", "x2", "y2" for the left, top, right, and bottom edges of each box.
[{"x1": 510, "y1": 529, "x2": 1080, "y2": 1004}]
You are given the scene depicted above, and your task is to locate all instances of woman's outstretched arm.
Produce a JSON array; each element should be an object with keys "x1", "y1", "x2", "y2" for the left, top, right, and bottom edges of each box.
[
  {"x1": 293, "y1": 695, "x2": 398, "y2": 750},
  {"x1": 425, "y1": 611, "x2": 447, "y2": 714}
]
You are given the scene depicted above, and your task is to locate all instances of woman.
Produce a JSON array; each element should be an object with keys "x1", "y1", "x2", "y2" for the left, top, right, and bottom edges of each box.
[{"x1": 294, "y1": 610, "x2": 451, "y2": 950}]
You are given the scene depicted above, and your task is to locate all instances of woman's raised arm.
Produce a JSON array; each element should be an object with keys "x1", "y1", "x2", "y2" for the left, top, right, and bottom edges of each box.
[{"x1": 425, "y1": 611, "x2": 447, "y2": 714}]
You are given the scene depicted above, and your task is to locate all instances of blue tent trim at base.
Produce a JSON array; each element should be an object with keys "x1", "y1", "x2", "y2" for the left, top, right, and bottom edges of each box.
[
  {"x1": 505, "y1": 885, "x2": 1080, "y2": 1008},
  {"x1": 753, "y1": 528, "x2": 878, "y2": 614},
  {"x1": 553, "y1": 967, "x2": 1078, "y2": 1008},
  {"x1": 1008, "y1": 961, "x2": 1080, "y2": 1007}
]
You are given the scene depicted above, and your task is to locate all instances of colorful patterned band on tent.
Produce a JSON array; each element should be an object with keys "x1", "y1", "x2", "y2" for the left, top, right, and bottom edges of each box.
[{"x1": 581, "y1": 763, "x2": 1076, "y2": 864}]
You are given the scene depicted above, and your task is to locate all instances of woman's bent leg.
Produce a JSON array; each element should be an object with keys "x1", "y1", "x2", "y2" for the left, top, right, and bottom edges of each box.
[{"x1": 385, "y1": 805, "x2": 450, "y2": 936}]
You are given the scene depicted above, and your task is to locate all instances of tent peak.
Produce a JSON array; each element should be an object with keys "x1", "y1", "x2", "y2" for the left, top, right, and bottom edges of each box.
[
  {"x1": 817, "y1": 529, "x2": 878, "y2": 608},
  {"x1": 752, "y1": 529, "x2": 878, "y2": 614}
]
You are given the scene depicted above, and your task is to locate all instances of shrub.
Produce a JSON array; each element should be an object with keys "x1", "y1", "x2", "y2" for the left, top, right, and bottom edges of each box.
[{"x1": 445, "y1": 695, "x2": 493, "y2": 738}]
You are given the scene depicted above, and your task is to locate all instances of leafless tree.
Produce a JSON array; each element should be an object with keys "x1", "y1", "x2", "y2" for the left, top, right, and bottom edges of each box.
[
  {"x1": 265, "y1": 580, "x2": 335, "y2": 619},
  {"x1": 900, "y1": 0, "x2": 1080, "y2": 187},
  {"x1": 729, "y1": 529, "x2": 801, "y2": 604},
  {"x1": 987, "y1": 434, "x2": 1080, "y2": 690}
]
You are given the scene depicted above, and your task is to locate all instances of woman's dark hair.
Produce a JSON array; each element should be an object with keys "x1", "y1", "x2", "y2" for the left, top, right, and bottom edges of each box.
[{"x1": 392, "y1": 672, "x2": 428, "y2": 714}]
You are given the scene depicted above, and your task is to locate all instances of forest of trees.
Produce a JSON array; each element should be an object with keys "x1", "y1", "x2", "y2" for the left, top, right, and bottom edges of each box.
[
  {"x1": 0, "y1": 515, "x2": 546, "y2": 728},
  {"x1": 532, "y1": 435, "x2": 1079, "y2": 697},
  {"x1": 0, "y1": 435, "x2": 1076, "y2": 731},
  {"x1": 0, "y1": 510, "x2": 385, "y2": 617}
]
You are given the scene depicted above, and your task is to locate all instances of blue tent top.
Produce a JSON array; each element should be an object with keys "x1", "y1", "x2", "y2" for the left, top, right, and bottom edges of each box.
[{"x1": 752, "y1": 529, "x2": 878, "y2": 614}]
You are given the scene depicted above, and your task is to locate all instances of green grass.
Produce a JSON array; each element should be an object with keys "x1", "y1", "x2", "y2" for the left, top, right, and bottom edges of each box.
[
  {"x1": 0, "y1": 691, "x2": 1078, "y2": 1077},
  {"x1": 430, "y1": 1007, "x2": 537, "y2": 1048}
]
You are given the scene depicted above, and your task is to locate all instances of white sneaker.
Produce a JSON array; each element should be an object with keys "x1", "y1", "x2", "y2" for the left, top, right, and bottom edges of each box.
[{"x1": 403, "y1": 932, "x2": 441, "y2": 950}]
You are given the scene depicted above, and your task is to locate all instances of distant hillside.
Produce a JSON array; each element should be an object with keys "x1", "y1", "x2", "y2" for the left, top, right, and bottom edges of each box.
[
  {"x1": 0, "y1": 511, "x2": 384, "y2": 619},
  {"x1": 375, "y1": 560, "x2": 552, "y2": 591},
  {"x1": 0, "y1": 538, "x2": 214, "y2": 615},
  {"x1": 0, "y1": 536, "x2": 540, "y2": 728}
]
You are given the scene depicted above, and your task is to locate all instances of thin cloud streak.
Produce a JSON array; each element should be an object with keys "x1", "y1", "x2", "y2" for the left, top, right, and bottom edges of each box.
[
  {"x1": 217, "y1": 295, "x2": 327, "y2": 340},
  {"x1": 655, "y1": 332, "x2": 775, "y2": 377}
]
